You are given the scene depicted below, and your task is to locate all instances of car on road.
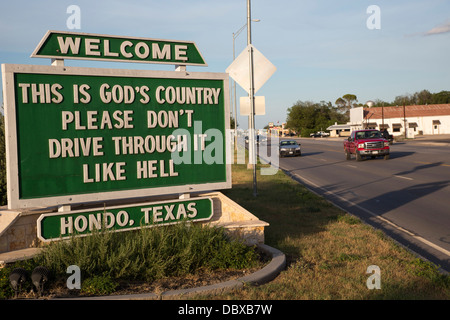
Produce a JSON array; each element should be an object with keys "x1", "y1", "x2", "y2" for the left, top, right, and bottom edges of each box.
[
  {"x1": 279, "y1": 140, "x2": 301, "y2": 157},
  {"x1": 381, "y1": 129, "x2": 394, "y2": 145},
  {"x1": 344, "y1": 129, "x2": 390, "y2": 161},
  {"x1": 310, "y1": 131, "x2": 330, "y2": 138},
  {"x1": 244, "y1": 135, "x2": 265, "y2": 144}
]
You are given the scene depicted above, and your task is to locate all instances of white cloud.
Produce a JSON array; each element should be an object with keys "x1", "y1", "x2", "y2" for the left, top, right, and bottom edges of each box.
[{"x1": 424, "y1": 21, "x2": 450, "y2": 36}]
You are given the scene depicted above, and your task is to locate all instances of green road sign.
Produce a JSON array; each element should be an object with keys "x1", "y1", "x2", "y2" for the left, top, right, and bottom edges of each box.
[
  {"x1": 2, "y1": 64, "x2": 231, "y2": 209},
  {"x1": 31, "y1": 30, "x2": 207, "y2": 66},
  {"x1": 37, "y1": 197, "x2": 214, "y2": 241}
]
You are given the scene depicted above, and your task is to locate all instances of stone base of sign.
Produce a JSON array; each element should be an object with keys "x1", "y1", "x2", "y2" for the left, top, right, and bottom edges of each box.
[
  {"x1": 204, "y1": 191, "x2": 269, "y2": 245},
  {"x1": 0, "y1": 192, "x2": 269, "y2": 262}
]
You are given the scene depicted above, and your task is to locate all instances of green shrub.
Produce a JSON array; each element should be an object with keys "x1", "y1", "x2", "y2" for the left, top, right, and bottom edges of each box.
[
  {"x1": 0, "y1": 222, "x2": 260, "y2": 298},
  {"x1": 81, "y1": 274, "x2": 118, "y2": 296},
  {"x1": 34, "y1": 222, "x2": 260, "y2": 284}
]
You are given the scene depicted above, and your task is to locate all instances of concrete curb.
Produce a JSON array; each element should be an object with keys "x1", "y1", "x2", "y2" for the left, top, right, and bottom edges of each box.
[{"x1": 53, "y1": 244, "x2": 286, "y2": 300}]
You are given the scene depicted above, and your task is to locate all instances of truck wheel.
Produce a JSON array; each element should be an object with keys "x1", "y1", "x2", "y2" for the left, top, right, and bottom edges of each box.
[
  {"x1": 346, "y1": 151, "x2": 351, "y2": 160},
  {"x1": 384, "y1": 154, "x2": 390, "y2": 160},
  {"x1": 356, "y1": 152, "x2": 362, "y2": 161}
]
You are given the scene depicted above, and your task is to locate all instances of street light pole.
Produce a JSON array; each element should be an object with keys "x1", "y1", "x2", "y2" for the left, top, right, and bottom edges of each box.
[{"x1": 403, "y1": 101, "x2": 407, "y2": 139}]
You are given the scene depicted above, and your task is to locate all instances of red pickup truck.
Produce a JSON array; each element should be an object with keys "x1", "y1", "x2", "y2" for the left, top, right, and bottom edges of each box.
[{"x1": 344, "y1": 129, "x2": 390, "y2": 161}]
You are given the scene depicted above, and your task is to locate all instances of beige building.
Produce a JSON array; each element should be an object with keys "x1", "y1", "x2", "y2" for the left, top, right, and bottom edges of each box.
[
  {"x1": 363, "y1": 104, "x2": 450, "y2": 137},
  {"x1": 328, "y1": 104, "x2": 450, "y2": 137}
]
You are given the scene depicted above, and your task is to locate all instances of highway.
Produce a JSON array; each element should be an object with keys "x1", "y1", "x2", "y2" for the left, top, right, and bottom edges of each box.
[{"x1": 271, "y1": 136, "x2": 450, "y2": 272}]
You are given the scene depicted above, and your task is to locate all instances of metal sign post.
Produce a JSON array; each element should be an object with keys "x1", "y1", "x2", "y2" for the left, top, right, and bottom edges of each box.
[
  {"x1": 226, "y1": 0, "x2": 276, "y2": 197},
  {"x1": 247, "y1": 0, "x2": 257, "y2": 197}
]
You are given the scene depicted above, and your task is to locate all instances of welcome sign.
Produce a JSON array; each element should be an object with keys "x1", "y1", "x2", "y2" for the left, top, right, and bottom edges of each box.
[
  {"x1": 31, "y1": 31, "x2": 207, "y2": 66},
  {"x1": 2, "y1": 64, "x2": 231, "y2": 209}
]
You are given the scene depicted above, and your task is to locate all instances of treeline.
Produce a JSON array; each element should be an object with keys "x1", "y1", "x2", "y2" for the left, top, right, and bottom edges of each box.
[
  {"x1": 369, "y1": 89, "x2": 450, "y2": 107},
  {"x1": 286, "y1": 101, "x2": 347, "y2": 137}
]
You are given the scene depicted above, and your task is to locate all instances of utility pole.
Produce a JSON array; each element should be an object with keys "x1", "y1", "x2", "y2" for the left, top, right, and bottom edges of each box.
[{"x1": 403, "y1": 102, "x2": 407, "y2": 139}]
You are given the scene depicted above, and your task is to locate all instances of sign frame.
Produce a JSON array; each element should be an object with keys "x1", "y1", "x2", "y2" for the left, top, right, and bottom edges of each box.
[
  {"x1": 31, "y1": 30, "x2": 208, "y2": 67},
  {"x1": 36, "y1": 197, "x2": 214, "y2": 242},
  {"x1": 2, "y1": 63, "x2": 231, "y2": 209}
]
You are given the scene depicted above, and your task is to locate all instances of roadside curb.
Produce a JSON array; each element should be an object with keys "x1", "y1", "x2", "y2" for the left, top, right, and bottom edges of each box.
[{"x1": 53, "y1": 244, "x2": 286, "y2": 300}]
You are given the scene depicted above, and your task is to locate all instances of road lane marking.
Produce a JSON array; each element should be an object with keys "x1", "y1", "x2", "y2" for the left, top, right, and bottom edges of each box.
[{"x1": 394, "y1": 175, "x2": 413, "y2": 181}]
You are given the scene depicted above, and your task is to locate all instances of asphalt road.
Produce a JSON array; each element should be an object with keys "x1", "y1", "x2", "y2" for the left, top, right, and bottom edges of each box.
[{"x1": 273, "y1": 136, "x2": 450, "y2": 273}]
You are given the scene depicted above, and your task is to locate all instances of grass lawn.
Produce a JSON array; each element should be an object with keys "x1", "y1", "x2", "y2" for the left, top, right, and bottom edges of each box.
[{"x1": 209, "y1": 157, "x2": 450, "y2": 299}]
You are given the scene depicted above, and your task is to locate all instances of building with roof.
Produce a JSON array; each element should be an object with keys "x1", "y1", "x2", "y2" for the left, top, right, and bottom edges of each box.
[
  {"x1": 363, "y1": 104, "x2": 450, "y2": 137},
  {"x1": 326, "y1": 123, "x2": 351, "y2": 137},
  {"x1": 327, "y1": 104, "x2": 450, "y2": 138}
]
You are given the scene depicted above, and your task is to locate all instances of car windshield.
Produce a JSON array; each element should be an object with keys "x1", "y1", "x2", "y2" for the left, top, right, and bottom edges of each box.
[
  {"x1": 280, "y1": 141, "x2": 297, "y2": 146},
  {"x1": 355, "y1": 131, "x2": 382, "y2": 139}
]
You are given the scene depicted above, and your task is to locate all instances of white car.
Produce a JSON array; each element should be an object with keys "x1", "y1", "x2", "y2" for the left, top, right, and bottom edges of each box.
[{"x1": 310, "y1": 131, "x2": 330, "y2": 138}]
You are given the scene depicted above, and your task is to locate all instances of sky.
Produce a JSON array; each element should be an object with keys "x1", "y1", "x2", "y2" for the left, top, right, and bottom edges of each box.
[{"x1": 1, "y1": 0, "x2": 449, "y2": 129}]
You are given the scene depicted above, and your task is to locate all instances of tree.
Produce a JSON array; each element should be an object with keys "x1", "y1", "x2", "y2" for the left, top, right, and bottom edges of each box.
[
  {"x1": 342, "y1": 94, "x2": 358, "y2": 108},
  {"x1": 335, "y1": 97, "x2": 346, "y2": 110},
  {"x1": 393, "y1": 90, "x2": 450, "y2": 105},
  {"x1": 230, "y1": 116, "x2": 237, "y2": 129},
  {"x1": 335, "y1": 94, "x2": 358, "y2": 118},
  {"x1": 415, "y1": 89, "x2": 432, "y2": 105},
  {"x1": 393, "y1": 94, "x2": 413, "y2": 106},
  {"x1": 286, "y1": 100, "x2": 345, "y2": 137},
  {"x1": 372, "y1": 99, "x2": 391, "y2": 107},
  {"x1": 431, "y1": 90, "x2": 450, "y2": 104}
]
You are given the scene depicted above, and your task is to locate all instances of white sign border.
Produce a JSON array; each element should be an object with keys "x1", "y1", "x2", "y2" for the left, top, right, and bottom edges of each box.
[{"x1": 2, "y1": 63, "x2": 231, "y2": 210}]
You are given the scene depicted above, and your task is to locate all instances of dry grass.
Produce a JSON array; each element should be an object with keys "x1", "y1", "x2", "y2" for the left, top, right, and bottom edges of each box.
[{"x1": 205, "y1": 153, "x2": 450, "y2": 300}]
